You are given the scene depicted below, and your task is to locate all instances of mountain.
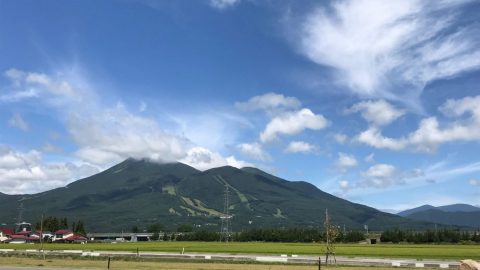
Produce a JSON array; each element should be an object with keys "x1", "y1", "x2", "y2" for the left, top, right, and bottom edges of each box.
[
  {"x1": 398, "y1": 204, "x2": 480, "y2": 228},
  {"x1": 437, "y1": 204, "x2": 480, "y2": 212},
  {"x1": 406, "y1": 209, "x2": 480, "y2": 228},
  {"x1": 0, "y1": 159, "x2": 435, "y2": 232},
  {"x1": 397, "y1": 205, "x2": 436, "y2": 217}
]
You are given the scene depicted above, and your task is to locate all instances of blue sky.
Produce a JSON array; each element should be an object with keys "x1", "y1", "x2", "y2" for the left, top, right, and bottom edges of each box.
[{"x1": 0, "y1": 0, "x2": 479, "y2": 211}]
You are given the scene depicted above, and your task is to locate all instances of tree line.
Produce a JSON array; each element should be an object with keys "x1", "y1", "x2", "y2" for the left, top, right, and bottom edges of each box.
[
  {"x1": 380, "y1": 229, "x2": 480, "y2": 244},
  {"x1": 135, "y1": 224, "x2": 480, "y2": 244},
  {"x1": 34, "y1": 216, "x2": 87, "y2": 236},
  {"x1": 172, "y1": 228, "x2": 366, "y2": 243}
]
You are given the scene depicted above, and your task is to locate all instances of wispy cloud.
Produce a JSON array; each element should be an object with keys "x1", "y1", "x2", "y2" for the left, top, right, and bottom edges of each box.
[
  {"x1": 342, "y1": 160, "x2": 480, "y2": 197},
  {"x1": 237, "y1": 142, "x2": 271, "y2": 161},
  {"x1": 284, "y1": 141, "x2": 316, "y2": 154},
  {"x1": 346, "y1": 100, "x2": 405, "y2": 127},
  {"x1": 235, "y1": 92, "x2": 301, "y2": 113},
  {"x1": 353, "y1": 95, "x2": 480, "y2": 152},
  {"x1": 209, "y1": 0, "x2": 240, "y2": 10},
  {"x1": 8, "y1": 113, "x2": 29, "y2": 132},
  {"x1": 335, "y1": 152, "x2": 358, "y2": 171},
  {"x1": 298, "y1": 0, "x2": 480, "y2": 107},
  {"x1": 470, "y1": 179, "x2": 480, "y2": 186},
  {"x1": 333, "y1": 133, "x2": 348, "y2": 144}
]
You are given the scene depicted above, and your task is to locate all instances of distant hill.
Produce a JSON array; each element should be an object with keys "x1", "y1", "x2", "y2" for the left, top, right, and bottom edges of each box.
[
  {"x1": 398, "y1": 204, "x2": 480, "y2": 228},
  {"x1": 0, "y1": 159, "x2": 437, "y2": 232},
  {"x1": 437, "y1": 204, "x2": 480, "y2": 213},
  {"x1": 406, "y1": 209, "x2": 480, "y2": 228},
  {"x1": 397, "y1": 205, "x2": 436, "y2": 217}
]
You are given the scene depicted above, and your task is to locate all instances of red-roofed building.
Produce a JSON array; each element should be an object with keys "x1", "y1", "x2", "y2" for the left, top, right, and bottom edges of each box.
[
  {"x1": 0, "y1": 228, "x2": 14, "y2": 243},
  {"x1": 31, "y1": 231, "x2": 53, "y2": 241},
  {"x1": 8, "y1": 234, "x2": 27, "y2": 244},
  {"x1": 53, "y1": 229, "x2": 74, "y2": 241},
  {"x1": 64, "y1": 234, "x2": 87, "y2": 243}
]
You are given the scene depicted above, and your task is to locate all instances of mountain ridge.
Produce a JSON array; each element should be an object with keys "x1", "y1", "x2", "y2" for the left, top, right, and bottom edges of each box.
[
  {"x1": 397, "y1": 204, "x2": 480, "y2": 228},
  {"x1": 398, "y1": 203, "x2": 480, "y2": 217},
  {"x1": 0, "y1": 159, "x2": 445, "y2": 232}
]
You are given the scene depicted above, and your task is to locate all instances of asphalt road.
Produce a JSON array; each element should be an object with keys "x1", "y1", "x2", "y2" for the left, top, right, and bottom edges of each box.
[
  {"x1": 0, "y1": 268, "x2": 84, "y2": 270},
  {"x1": 0, "y1": 249, "x2": 461, "y2": 269}
]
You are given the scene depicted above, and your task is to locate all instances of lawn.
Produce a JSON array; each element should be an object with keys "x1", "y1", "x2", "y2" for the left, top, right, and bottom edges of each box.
[{"x1": 1, "y1": 242, "x2": 479, "y2": 260}]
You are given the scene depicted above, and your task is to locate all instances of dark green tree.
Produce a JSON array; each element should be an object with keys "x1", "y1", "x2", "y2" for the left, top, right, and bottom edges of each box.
[
  {"x1": 75, "y1": 220, "x2": 86, "y2": 236},
  {"x1": 147, "y1": 223, "x2": 163, "y2": 233},
  {"x1": 177, "y1": 224, "x2": 193, "y2": 232},
  {"x1": 151, "y1": 232, "x2": 160, "y2": 241}
]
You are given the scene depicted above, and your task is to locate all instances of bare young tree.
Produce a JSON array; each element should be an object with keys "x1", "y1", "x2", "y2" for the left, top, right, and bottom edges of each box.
[{"x1": 324, "y1": 208, "x2": 339, "y2": 265}]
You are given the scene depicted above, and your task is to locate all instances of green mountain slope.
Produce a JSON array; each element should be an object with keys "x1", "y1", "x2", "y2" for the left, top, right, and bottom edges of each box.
[
  {"x1": 0, "y1": 159, "x2": 434, "y2": 232},
  {"x1": 403, "y1": 209, "x2": 480, "y2": 228},
  {"x1": 398, "y1": 204, "x2": 480, "y2": 217},
  {"x1": 397, "y1": 205, "x2": 436, "y2": 217}
]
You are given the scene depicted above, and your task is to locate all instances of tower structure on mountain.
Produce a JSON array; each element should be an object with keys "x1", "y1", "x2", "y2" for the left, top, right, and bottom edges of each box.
[{"x1": 219, "y1": 184, "x2": 232, "y2": 242}]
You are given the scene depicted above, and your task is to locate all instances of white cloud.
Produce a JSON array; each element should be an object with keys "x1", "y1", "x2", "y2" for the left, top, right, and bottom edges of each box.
[
  {"x1": 360, "y1": 163, "x2": 401, "y2": 188},
  {"x1": 0, "y1": 89, "x2": 39, "y2": 102},
  {"x1": 333, "y1": 133, "x2": 348, "y2": 144},
  {"x1": 469, "y1": 179, "x2": 479, "y2": 186},
  {"x1": 25, "y1": 72, "x2": 75, "y2": 97},
  {"x1": 237, "y1": 142, "x2": 271, "y2": 161},
  {"x1": 0, "y1": 146, "x2": 99, "y2": 194},
  {"x1": 299, "y1": 0, "x2": 480, "y2": 104},
  {"x1": 358, "y1": 163, "x2": 424, "y2": 189},
  {"x1": 168, "y1": 111, "x2": 250, "y2": 154},
  {"x1": 209, "y1": 0, "x2": 240, "y2": 10},
  {"x1": 5, "y1": 68, "x2": 25, "y2": 82},
  {"x1": 69, "y1": 104, "x2": 191, "y2": 166},
  {"x1": 355, "y1": 127, "x2": 407, "y2": 151},
  {"x1": 336, "y1": 152, "x2": 358, "y2": 170},
  {"x1": 285, "y1": 141, "x2": 315, "y2": 154},
  {"x1": 180, "y1": 147, "x2": 251, "y2": 171},
  {"x1": 260, "y1": 108, "x2": 329, "y2": 143},
  {"x1": 2, "y1": 68, "x2": 89, "y2": 105},
  {"x1": 346, "y1": 100, "x2": 405, "y2": 126},
  {"x1": 8, "y1": 113, "x2": 29, "y2": 131},
  {"x1": 409, "y1": 96, "x2": 480, "y2": 152},
  {"x1": 2, "y1": 68, "x2": 251, "y2": 178},
  {"x1": 339, "y1": 180, "x2": 350, "y2": 191},
  {"x1": 235, "y1": 92, "x2": 301, "y2": 112},
  {"x1": 355, "y1": 95, "x2": 480, "y2": 152}
]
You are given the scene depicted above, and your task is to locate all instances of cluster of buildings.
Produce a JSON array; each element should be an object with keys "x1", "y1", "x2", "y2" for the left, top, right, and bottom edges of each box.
[{"x1": 0, "y1": 222, "x2": 87, "y2": 244}]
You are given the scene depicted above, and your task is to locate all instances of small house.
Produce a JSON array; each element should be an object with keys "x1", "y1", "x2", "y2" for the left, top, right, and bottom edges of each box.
[
  {"x1": 53, "y1": 229, "x2": 74, "y2": 241},
  {"x1": 0, "y1": 228, "x2": 14, "y2": 242},
  {"x1": 8, "y1": 235, "x2": 27, "y2": 244}
]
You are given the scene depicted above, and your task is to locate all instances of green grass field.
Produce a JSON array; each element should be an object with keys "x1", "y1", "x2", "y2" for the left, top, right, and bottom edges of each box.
[{"x1": 2, "y1": 242, "x2": 479, "y2": 260}]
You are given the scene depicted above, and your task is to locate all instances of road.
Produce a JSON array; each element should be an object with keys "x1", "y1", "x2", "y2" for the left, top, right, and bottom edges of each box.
[{"x1": 0, "y1": 249, "x2": 460, "y2": 269}]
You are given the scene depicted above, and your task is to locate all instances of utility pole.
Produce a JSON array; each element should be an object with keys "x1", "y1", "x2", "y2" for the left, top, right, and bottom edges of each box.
[
  {"x1": 16, "y1": 203, "x2": 25, "y2": 232},
  {"x1": 40, "y1": 214, "x2": 45, "y2": 260}
]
